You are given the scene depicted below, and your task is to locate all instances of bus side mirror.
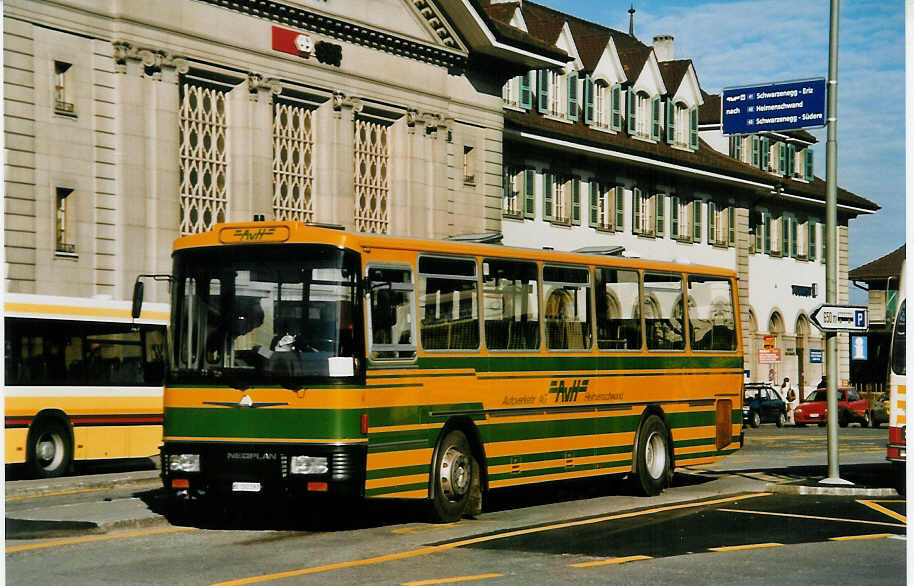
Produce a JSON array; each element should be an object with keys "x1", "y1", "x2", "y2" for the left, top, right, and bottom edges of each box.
[{"x1": 132, "y1": 281, "x2": 145, "y2": 319}]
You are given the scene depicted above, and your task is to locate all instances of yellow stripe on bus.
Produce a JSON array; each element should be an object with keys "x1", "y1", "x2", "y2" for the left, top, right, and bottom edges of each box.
[
  {"x1": 365, "y1": 473, "x2": 430, "y2": 490},
  {"x1": 484, "y1": 433, "x2": 636, "y2": 458},
  {"x1": 488, "y1": 452, "x2": 631, "y2": 476},
  {"x1": 367, "y1": 449, "x2": 434, "y2": 471},
  {"x1": 162, "y1": 436, "x2": 367, "y2": 444},
  {"x1": 489, "y1": 464, "x2": 631, "y2": 488},
  {"x1": 4, "y1": 302, "x2": 169, "y2": 322}
]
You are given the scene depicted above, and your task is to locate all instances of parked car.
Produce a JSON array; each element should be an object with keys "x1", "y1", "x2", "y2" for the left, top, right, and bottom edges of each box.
[
  {"x1": 794, "y1": 387, "x2": 870, "y2": 427},
  {"x1": 743, "y1": 383, "x2": 787, "y2": 428},
  {"x1": 870, "y1": 391, "x2": 890, "y2": 428}
]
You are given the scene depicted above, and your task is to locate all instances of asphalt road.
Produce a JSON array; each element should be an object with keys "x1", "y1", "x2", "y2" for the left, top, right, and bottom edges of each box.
[{"x1": 5, "y1": 425, "x2": 906, "y2": 585}]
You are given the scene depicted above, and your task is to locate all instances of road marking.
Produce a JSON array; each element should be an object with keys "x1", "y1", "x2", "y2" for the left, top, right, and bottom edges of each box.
[
  {"x1": 718, "y1": 508, "x2": 906, "y2": 528},
  {"x1": 5, "y1": 526, "x2": 194, "y2": 553},
  {"x1": 830, "y1": 533, "x2": 895, "y2": 541},
  {"x1": 212, "y1": 492, "x2": 772, "y2": 585},
  {"x1": 709, "y1": 542, "x2": 782, "y2": 552},
  {"x1": 569, "y1": 555, "x2": 652, "y2": 568},
  {"x1": 402, "y1": 573, "x2": 503, "y2": 585},
  {"x1": 392, "y1": 523, "x2": 459, "y2": 535},
  {"x1": 857, "y1": 500, "x2": 907, "y2": 524},
  {"x1": 5, "y1": 482, "x2": 159, "y2": 502}
]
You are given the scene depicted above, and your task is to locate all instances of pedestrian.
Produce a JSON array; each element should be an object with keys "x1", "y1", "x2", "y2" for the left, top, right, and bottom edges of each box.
[{"x1": 781, "y1": 377, "x2": 797, "y2": 424}]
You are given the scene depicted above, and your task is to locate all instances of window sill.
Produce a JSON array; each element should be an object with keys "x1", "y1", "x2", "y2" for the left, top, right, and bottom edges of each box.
[
  {"x1": 54, "y1": 108, "x2": 78, "y2": 119},
  {"x1": 543, "y1": 114, "x2": 573, "y2": 125},
  {"x1": 669, "y1": 143, "x2": 694, "y2": 153},
  {"x1": 55, "y1": 251, "x2": 79, "y2": 259},
  {"x1": 503, "y1": 212, "x2": 526, "y2": 222},
  {"x1": 503, "y1": 103, "x2": 527, "y2": 113},
  {"x1": 547, "y1": 218, "x2": 572, "y2": 227},
  {"x1": 630, "y1": 135, "x2": 657, "y2": 144},
  {"x1": 589, "y1": 125, "x2": 618, "y2": 135},
  {"x1": 591, "y1": 224, "x2": 615, "y2": 233}
]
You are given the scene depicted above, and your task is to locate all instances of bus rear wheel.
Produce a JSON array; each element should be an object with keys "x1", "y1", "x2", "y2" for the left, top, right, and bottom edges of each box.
[
  {"x1": 634, "y1": 415, "x2": 671, "y2": 497},
  {"x1": 430, "y1": 430, "x2": 477, "y2": 523},
  {"x1": 27, "y1": 419, "x2": 72, "y2": 478}
]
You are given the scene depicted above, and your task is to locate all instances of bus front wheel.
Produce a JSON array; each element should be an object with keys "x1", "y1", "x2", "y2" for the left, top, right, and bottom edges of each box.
[
  {"x1": 633, "y1": 415, "x2": 671, "y2": 497},
  {"x1": 430, "y1": 430, "x2": 477, "y2": 523},
  {"x1": 27, "y1": 418, "x2": 73, "y2": 478}
]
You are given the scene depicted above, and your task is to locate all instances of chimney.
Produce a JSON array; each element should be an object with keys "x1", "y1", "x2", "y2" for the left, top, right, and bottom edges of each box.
[{"x1": 653, "y1": 35, "x2": 674, "y2": 61}]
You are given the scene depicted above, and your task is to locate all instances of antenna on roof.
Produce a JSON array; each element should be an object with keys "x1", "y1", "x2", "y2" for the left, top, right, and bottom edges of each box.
[
  {"x1": 628, "y1": 3, "x2": 636, "y2": 38},
  {"x1": 444, "y1": 232, "x2": 503, "y2": 244}
]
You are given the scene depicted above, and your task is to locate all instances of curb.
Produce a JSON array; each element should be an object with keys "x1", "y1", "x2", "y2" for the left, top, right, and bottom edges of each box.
[
  {"x1": 765, "y1": 482, "x2": 900, "y2": 497},
  {"x1": 5, "y1": 471, "x2": 161, "y2": 500}
]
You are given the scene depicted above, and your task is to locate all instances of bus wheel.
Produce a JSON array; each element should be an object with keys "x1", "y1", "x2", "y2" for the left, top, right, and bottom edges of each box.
[
  {"x1": 27, "y1": 419, "x2": 72, "y2": 478},
  {"x1": 430, "y1": 430, "x2": 476, "y2": 523},
  {"x1": 634, "y1": 415, "x2": 671, "y2": 497}
]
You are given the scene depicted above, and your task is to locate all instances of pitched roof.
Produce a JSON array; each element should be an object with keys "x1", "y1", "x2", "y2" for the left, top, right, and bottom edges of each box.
[
  {"x1": 567, "y1": 20, "x2": 613, "y2": 72},
  {"x1": 473, "y1": 0, "x2": 570, "y2": 61},
  {"x1": 658, "y1": 60, "x2": 694, "y2": 97},
  {"x1": 849, "y1": 245, "x2": 906, "y2": 281},
  {"x1": 617, "y1": 46, "x2": 653, "y2": 82}
]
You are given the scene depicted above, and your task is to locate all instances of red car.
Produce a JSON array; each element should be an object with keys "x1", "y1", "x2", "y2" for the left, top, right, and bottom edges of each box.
[{"x1": 794, "y1": 388, "x2": 870, "y2": 427}]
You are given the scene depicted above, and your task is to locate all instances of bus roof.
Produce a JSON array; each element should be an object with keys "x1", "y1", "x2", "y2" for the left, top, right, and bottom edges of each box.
[
  {"x1": 4, "y1": 292, "x2": 169, "y2": 324},
  {"x1": 173, "y1": 220, "x2": 738, "y2": 278}
]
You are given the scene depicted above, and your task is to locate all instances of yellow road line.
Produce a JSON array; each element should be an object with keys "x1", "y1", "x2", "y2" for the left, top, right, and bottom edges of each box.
[
  {"x1": 830, "y1": 533, "x2": 896, "y2": 541},
  {"x1": 857, "y1": 500, "x2": 907, "y2": 524},
  {"x1": 569, "y1": 555, "x2": 653, "y2": 568},
  {"x1": 6, "y1": 482, "x2": 160, "y2": 502},
  {"x1": 402, "y1": 573, "x2": 504, "y2": 585},
  {"x1": 709, "y1": 542, "x2": 782, "y2": 552},
  {"x1": 212, "y1": 492, "x2": 771, "y2": 585},
  {"x1": 718, "y1": 508, "x2": 906, "y2": 528},
  {"x1": 6, "y1": 526, "x2": 194, "y2": 553}
]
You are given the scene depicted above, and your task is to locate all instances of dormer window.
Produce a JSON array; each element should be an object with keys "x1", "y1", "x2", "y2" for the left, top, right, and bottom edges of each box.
[
  {"x1": 584, "y1": 79, "x2": 623, "y2": 131},
  {"x1": 504, "y1": 72, "x2": 533, "y2": 110},
  {"x1": 628, "y1": 90, "x2": 654, "y2": 139}
]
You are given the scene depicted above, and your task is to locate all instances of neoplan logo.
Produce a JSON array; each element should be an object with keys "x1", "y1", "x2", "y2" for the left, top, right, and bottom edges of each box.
[{"x1": 549, "y1": 379, "x2": 588, "y2": 403}]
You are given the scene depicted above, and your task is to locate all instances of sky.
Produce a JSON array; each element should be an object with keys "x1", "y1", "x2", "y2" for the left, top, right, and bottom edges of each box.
[{"x1": 540, "y1": 0, "x2": 905, "y2": 299}]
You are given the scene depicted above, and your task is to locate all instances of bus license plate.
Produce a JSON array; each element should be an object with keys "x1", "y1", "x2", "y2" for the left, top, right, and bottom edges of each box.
[{"x1": 232, "y1": 482, "x2": 262, "y2": 493}]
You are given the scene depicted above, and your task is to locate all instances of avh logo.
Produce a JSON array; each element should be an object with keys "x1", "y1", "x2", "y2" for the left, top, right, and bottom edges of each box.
[{"x1": 549, "y1": 379, "x2": 589, "y2": 403}]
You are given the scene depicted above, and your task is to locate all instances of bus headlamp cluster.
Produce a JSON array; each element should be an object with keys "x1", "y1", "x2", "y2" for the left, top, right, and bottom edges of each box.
[
  {"x1": 290, "y1": 455, "x2": 328, "y2": 475},
  {"x1": 169, "y1": 454, "x2": 201, "y2": 472}
]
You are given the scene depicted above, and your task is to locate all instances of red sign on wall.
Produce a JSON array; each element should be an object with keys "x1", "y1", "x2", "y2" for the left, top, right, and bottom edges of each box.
[{"x1": 272, "y1": 26, "x2": 313, "y2": 58}]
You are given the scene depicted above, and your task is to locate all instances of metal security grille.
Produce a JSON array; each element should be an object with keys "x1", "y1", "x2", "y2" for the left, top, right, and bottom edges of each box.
[
  {"x1": 179, "y1": 82, "x2": 228, "y2": 235},
  {"x1": 272, "y1": 102, "x2": 314, "y2": 222},
  {"x1": 353, "y1": 117, "x2": 390, "y2": 234}
]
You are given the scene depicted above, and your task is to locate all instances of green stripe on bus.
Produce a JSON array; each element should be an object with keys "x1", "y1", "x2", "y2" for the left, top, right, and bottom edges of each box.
[
  {"x1": 366, "y1": 464, "x2": 429, "y2": 481},
  {"x1": 418, "y1": 354, "x2": 742, "y2": 372},
  {"x1": 365, "y1": 481, "x2": 428, "y2": 497},
  {"x1": 488, "y1": 460, "x2": 633, "y2": 483},
  {"x1": 164, "y1": 407, "x2": 362, "y2": 439}
]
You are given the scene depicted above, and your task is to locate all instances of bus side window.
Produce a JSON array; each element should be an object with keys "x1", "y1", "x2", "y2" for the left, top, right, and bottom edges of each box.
[
  {"x1": 368, "y1": 266, "x2": 417, "y2": 361},
  {"x1": 543, "y1": 265, "x2": 592, "y2": 350},
  {"x1": 482, "y1": 259, "x2": 540, "y2": 351},
  {"x1": 418, "y1": 256, "x2": 480, "y2": 351},
  {"x1": 687, "y1": 275, "x2": 737, "y2": 351},
  {"x1": 595, "y1": 268, "x2": 642, "y2": 351},
  {"x1": 644, "y1": 272, "x2": 685, "y2": 351}
]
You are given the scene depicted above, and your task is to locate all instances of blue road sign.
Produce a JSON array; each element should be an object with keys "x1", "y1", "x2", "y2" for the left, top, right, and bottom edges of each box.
[
  {"x1": 809, "y1": 348, "x2": 823, "y2": 363},
  {"x1": 851, "y1": 336, "x2": 868, "y2": 361},
  {"x1": 721, "y1": 78, "x2": 826, "y2": 135}
]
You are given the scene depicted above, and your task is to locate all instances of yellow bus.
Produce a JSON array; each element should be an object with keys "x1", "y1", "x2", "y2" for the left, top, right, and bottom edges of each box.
[
  {"x1": 4, "y1": 293, "x2": 169, "y2": 477},
  {"x1": 141, "y1": 221, "x2": 743, "y2": 522},
  {"x1": 887, "y1": 259, "x2": 905, "y2": 494}
]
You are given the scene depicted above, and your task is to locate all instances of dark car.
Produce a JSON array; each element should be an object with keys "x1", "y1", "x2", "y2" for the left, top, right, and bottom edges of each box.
[
  {"x1": 794, "y1": 387, "x2": 870, "y2": 427},
  {"x1": 743, "y1": 383, "x2": 787, "y2": 428},
  {"x1": 870, "y1": 392, "x2": 890, "y2": 428}
]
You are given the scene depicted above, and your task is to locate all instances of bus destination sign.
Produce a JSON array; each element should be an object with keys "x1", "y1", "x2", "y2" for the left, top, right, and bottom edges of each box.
[{"x1": 721, "y1": 78, "x2": 826, "y2": 135}]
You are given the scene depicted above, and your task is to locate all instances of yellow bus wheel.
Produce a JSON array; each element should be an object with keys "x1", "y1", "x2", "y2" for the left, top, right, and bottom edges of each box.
[
  {"x1": 634, "y1": 415, "x2": 671, "y2": 497},
  {"x1": 27, "y1": 419, "x2": 72, "y2": 478},
  {"x1": 430, "y1": 430, "x2": 476, "y2": 523}
]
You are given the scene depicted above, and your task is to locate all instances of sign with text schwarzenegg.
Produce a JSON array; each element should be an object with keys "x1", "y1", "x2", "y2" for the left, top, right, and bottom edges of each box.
[{"x1": 721, "y1": 78, "x2": 826, "y2": 135}]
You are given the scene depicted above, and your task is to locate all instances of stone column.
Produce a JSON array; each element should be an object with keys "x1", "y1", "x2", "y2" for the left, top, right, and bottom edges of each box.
[
  {"x1": 246, "y1": 73, "x2": 282, "y2": 220},
  {"x1": 328, "y1": 92, "x2": 359, "y2": 229},
  {"x1": 735, "y1": 206, "x2": 752, "y2": 376}
]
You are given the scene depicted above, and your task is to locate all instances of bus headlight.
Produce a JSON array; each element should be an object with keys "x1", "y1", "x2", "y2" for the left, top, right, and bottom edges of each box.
[
  {"x1": 169, "y1": 454, "x2": 201, "y2": 472},
  {"x1": 290, "y1": 455, "x2": 328, "y2": 475}
]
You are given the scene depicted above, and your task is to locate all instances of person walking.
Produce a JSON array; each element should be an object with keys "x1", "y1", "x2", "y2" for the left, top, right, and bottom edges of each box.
[{"x1": 781, "y1": 377, "x2": 797, "y2": 424}]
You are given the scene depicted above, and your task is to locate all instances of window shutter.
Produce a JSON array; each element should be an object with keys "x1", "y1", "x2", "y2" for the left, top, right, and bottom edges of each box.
[
  {"x1": 503, "y1": 166, "x2": 513, "y2": 202},
  {"x1": 778, "y1": 142, "x2": 787, "y2": 175},
  {"x1": 805, "y1": 149, "x2": 814, "y2": 181},
  {"x1": 734, "y1": 136, "x2": 742, "y2": 160},
  {"x1": 626, "y1": 89, "x2": 636, "y2": 134},
  {"x1": 728, "y1": 207, "x2": 735, "y2": 246},
  {"x1": 708, "y1": 201, "x2": 717, "y2": 243},
  {"x1": 780, "y1": 216, "x2": 789, "y2": 255},
  {"x1": 787, "y1": 144, "x2": 796, "y2": 176},
  {"x1": 615, "y1": 186, "x2": 624, "y2": 231},
  {"x1": 567, "y1": 73, "x2": 579, "y2": 121},
  {"x1": 632, "y1": 187, "x2": 641, "y2": 234},
  {"x1": 689, "y1": 106, "x2": 699, "y2": 149},
  {"x1": 651, "y1": 95, "x2": 661, "y2": 140},
  {"x1": 751, "y1": 135, "x2": 760, "y2": 167},
  {"x1": 519, "y1": 73, "x2": 532, "y2": 109},
  {"x1": 808, "y1": 221, "x2": 816, "y2": 260},
  {"x1": 571, "y1": 177, "x2": 581, "y2": 225},
  {"x1": 790, "y1": 217, "x2": 798, "y2": 257},
  {"x1": 763, "y1": 212, "x2": 771, "y2": 254},
  {"x1": 656, "y1": 194, "x2": 665, "y2": 236},
  {"x1": 583, "y1": 76, "x2": 594, "y2": 125},
  {"x1": 611, "y1": 84, "x2": 622, "y2": 131},
  {"x1": 670, "y1": 196, "x2": 680, "y2": 238},
  {"x1": 524, "y1": 169, "x2": 536, "y2": 219},
  {"x1": 537, "y1": 70, "x2": 549, "y2": 113},
  {"x1": 542, "y1": 171, "x2": 553, "y2": 219},
  {"x1": 666, "y1": 100, "x2": 675, "y2": 143},
  {"x1": 590, "y1": 181, "x2": 599, "y2": 226},
  {"x1": 755, "y1": 212, "x2": 763, "y2": 252},
  {"x1": 693, "y1": 201, "x2": 702, "y2": 243},
  {"x1": 761, "y1": 137, "x2": 770, "y2": 170}
]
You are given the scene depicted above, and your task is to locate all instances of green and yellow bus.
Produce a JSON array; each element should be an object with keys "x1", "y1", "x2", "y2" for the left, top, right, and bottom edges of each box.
[{"x1": 140, "y1": 220, "x2": 743, "y2": 521}]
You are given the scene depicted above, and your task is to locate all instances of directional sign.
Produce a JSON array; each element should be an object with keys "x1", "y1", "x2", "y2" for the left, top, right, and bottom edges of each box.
[
  {"x1": 721, "y1": 78, "x2": 826, "y2": 135},
  {"x1": 810, "y1": 304, "x2": 868, "y2": 332}
]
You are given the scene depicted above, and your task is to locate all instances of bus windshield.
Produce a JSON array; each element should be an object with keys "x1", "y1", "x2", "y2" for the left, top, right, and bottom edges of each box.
[{"x1": 170, "y1": 244, "x2": 362, "y2": 387}]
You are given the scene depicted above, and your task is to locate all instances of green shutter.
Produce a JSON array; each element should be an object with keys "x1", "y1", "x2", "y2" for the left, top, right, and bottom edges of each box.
[
  {"x1": 503, "y1": 166, "x2": 512, "y2": 203},
  {"x1": 519, "y1": 73, "x2": 532, "y2": 109},
  {"x1": 583, "y1": 76, "x2": 594, "y2": 125},
  {"x1": 656, "y1": 194, "x2": 665, "y2": 236},
  {"x1": 761, "y1": 137, "x2": 770, "y2": 170},
  {"x1": 567, "y1": 73, "x2": 579, "y2": 121},
  {"x1": 728, "y1": 207, "x2": 735, "y2": 246},
  {"x1": 790, "y1": 217, "x2": 798, "y2": 257},
  {"x1": 707, "y1": 202, "x2": 717, "y2": 242},
  {"x1": 693, "y1": 201, "x2": 702, "y2": 243},
  {"x1": 571, "y1": 177, "x2": 581, "y2": 225},
  {"x1": 651, "y1": 95, "x2": 661, "y2": 140},
  {"x1": 632, "y1": 187, "x2": 641, "y2": 233},
  {"x1": 627, "y1": 89, "x2": 636, "y2": 134},
  {"x1": 787, "y1": 144, "x2": 796, "y2": 176},
  {"x1": 615, "y1": 186, "x2": 624, "y2": 231},
  {"x1": 754, "y1": 212, "x2": 762, "y2": 252},
  {"x1": 666, "y1": 100, "x2": 675, "y2": 143},
  {"x1": 524, "y1": 169, "x2": 536, "y2": 218},
  {"x1": 763, "y1": 212, "x2": 771, "y2": 254},
  {"x1": 670, "y1": 196, "x2": 679, "y2": 238},
  {"x1": 805, "y1": 149, "x2": 814, "y2": 181},
  {"x1": 778, "y1": 142, "x2": 787, "y2": 175},
  {"x1": 808, "y1": 221, "x2": 816, "y2": 260},
  {"x1": 543, "y1": 171, "x2": 553, "y2": 220},
  {"x1": 611, "y1": 84, "x2": 622, "y2": 131},
  {"x1": 780, "y1": 217, "x2": 788, "y2": 255},
  {"x1": 537, "y1": 70, "x2": 549, "y2": 113},
  {"x1": 734, "y1": 136, "x2": 742, "y2": 160},
  {"x1": 689, "y1": 106, "x2": 698, "y2": 149},
  {"x1": 751, "y1": 135, "x2": 760, "y2": 167},
  {"x1": 590, "y1": 181, "x2": 599, "y2": 226}
]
